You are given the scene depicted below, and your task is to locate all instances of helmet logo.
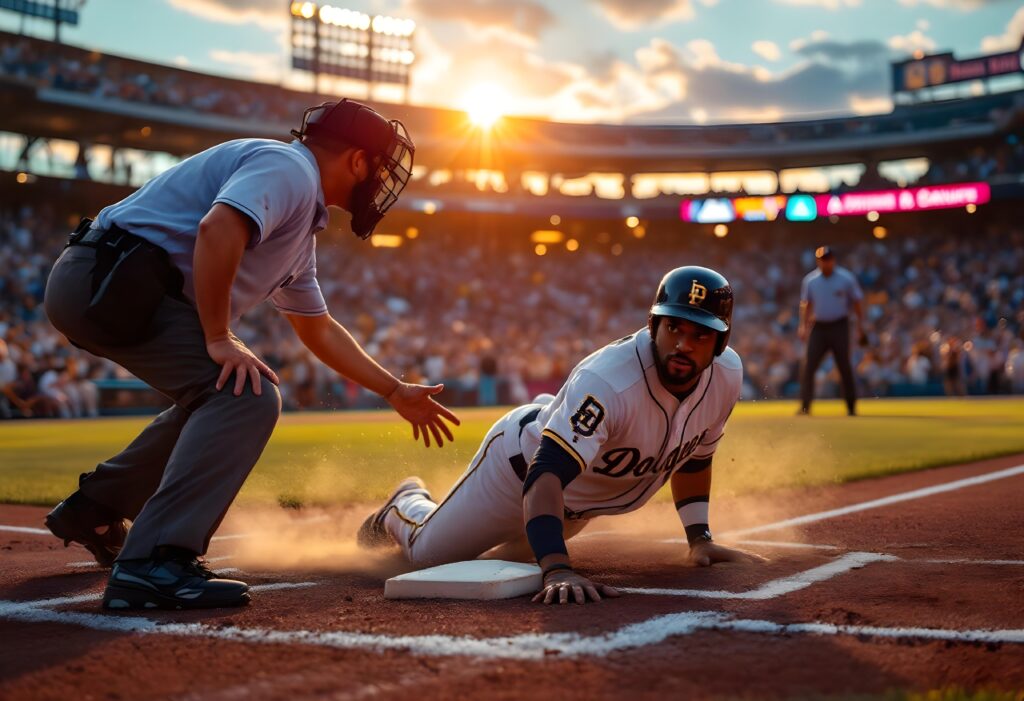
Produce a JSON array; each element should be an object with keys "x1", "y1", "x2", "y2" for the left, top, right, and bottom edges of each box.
[{"x1": 688, "y1": 280, "x2": 707, "y2": 306}]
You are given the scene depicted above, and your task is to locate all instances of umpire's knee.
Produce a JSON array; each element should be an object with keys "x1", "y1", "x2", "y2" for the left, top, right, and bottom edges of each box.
[{"x1": 242, "y1": 376, "x2": 282, "y2": 431}]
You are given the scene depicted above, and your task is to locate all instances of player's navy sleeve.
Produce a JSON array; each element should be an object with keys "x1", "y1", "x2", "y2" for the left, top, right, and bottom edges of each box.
[
  {"x1": 522, "y1": 436, "x2": 584, "y2": 494},
  {"x1": 538, "y1": 370, "x2": 615, "y2": 473}
]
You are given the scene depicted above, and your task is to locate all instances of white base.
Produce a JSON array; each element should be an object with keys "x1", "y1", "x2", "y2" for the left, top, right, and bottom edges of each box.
[{"x1": 384, "y1": 560, "x2": 542, "y2": 600}]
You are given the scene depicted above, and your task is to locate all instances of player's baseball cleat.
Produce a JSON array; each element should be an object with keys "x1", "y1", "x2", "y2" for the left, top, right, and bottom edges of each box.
[
  {"x1": 102, "y1": 551, "x2": 249, "y2": 610},
  {"x1": 357, "y1": 477, "x2": 431, "y2": 549},
  {"x1": 45, "y1": 490, "x2": 128, "y2": 568}
]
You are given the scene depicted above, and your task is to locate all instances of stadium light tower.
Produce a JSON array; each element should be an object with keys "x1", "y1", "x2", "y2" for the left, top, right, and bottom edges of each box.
[
  {"x1": 0, "y1": 0, "x2": 87, "y2": 43},
  {"x1": 289, "y1": 2, "x2": 416, "y2": 101}
]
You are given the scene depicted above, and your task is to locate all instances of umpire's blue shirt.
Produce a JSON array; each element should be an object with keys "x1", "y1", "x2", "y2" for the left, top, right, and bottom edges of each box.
[
  {"x1": 97, "y1": 139, "x2": 329, "y2": 321},
  {"x1": 800, "y1": 266, "x2": 863, "y2": 323}
]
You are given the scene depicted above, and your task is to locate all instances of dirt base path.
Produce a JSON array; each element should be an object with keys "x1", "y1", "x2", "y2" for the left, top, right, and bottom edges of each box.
[{"x1": 1, "y1": 454, "x2": 1022, "y2": 700}]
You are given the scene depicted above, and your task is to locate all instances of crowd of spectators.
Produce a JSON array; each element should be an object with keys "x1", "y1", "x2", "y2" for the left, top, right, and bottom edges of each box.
[
  {"x1": 2, "y1": 201, "x2": 1022, "y2": 418},
  {"x1": 1, "y1": 32, "x2": 303, "y2": 123}
]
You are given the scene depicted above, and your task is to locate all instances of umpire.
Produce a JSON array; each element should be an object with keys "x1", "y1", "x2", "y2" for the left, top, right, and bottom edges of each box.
[
  {"x1": 798, "y1": 246, "x2": 865, "y2": 416},
  {"x1": 42, "y1": 99, "x2": 459, "y2": 610}
]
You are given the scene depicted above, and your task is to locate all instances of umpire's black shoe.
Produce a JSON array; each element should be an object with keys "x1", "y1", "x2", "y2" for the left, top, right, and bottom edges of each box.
[
  {"x1": 45, "y1": 490, "x2": 128, "y2": 568},
  {"x1": 103, "y1": 551, "x2": 250, "y2": 610},
  {"x1": 357, "y1": 477, "x2": 431, "y2": 549}
]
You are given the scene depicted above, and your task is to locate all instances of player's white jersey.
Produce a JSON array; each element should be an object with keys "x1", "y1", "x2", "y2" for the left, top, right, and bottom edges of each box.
[{"x1": 516, "y1": 327, "x2": 742, "y2": 520}]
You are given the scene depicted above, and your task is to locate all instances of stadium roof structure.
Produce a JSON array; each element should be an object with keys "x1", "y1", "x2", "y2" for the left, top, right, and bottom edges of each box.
[{"x1": 1, "y1": 30, "x2": 1022, "y2": 173}]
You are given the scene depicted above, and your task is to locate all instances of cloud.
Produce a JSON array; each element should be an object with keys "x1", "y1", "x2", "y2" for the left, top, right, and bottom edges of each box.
[
  {"x1": 406, "y1": 0, "x2": 556, "y2": 42},
  {"x1": 980, "y1": 5, "x2": 1024, "y2": 52},
  {"x1": 167, "y1": 0, "x2": 284, "y2": 30},
  {"x1": 789, "y1": 30, "x2": 831, "y2": 52},
  {"x1": 591, "y1": 0, "x2": 696, "y2": 30},
  {"x1": 773, "y1": 0, "x2": 861, "y2": 9},
  {"x1": 752, "y1": 40, "x2": 782, "y2": 62},
  {"x1": 888, "y1": 29, "x2": 937, "y2": 55},
  {"x1": 624, "y1": 36, "x2": 893, "y2": 123}
]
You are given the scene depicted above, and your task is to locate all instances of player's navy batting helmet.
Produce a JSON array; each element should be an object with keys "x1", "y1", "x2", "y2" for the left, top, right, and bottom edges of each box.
[{"x1": 650, "y1": 266, "x2": 733, "y2": 355}]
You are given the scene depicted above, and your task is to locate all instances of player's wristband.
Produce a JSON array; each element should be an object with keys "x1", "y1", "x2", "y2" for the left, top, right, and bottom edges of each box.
[
  {"x1": 676, "y1": 495, "x2": 710, "y2": 540},
  {"x1": 525, "y1": 514, "x2": 568, "y2": 563},
  {"x1": 542, "y1": 563, "x2": 574, "y2": 580}
]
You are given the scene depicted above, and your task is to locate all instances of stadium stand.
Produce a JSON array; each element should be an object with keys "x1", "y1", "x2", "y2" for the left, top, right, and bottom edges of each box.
[{"x1": 1, "y1": 31, "x2": 1022, "y2": 417}]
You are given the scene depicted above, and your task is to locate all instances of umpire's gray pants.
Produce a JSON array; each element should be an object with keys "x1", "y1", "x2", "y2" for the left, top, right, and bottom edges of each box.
[{"x1": 44, "y1": 246, "x2": 281, "y2": 561}]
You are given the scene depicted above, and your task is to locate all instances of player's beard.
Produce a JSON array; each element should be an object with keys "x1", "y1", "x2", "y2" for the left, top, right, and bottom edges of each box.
[{"x1": 656, "y1": 352, "x2": 701, "y2": 389}]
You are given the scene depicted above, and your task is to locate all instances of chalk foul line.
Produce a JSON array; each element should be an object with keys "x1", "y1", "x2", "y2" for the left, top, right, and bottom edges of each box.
[
  {"x1": 621, "y1": 551, "x2": 896, "y2": 599},
  {"x1": 0, "y1": 602, "x2": 1020, "y2": 659},
  {"x1": 722, "y1": 463, "x2": 1024, "y2": 538}
]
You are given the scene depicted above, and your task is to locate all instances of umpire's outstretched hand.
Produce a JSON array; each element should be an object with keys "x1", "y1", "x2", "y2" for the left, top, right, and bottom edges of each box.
[
  {"x1": 386, "y1": 382, "x2": 461, "y2": 448},
  {"x1": 208, "y1": 333, "x2": 280, "y2": 396}
]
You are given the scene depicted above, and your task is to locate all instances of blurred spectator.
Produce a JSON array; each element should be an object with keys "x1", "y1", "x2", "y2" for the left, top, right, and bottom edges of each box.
[{"x1": 1, "y1": 200, "x2": 1022, "y2": 418}]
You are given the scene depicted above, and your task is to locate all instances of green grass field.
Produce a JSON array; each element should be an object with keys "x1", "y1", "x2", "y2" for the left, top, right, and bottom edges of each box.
[{"x1": 1, "y1": 397, "x2": 1022, "y2": 507}]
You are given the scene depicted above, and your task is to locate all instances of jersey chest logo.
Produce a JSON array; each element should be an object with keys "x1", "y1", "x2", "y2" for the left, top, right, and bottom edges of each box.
[
  {"x1": 570, "y1": 395, "x2": 606, "y2": 438},
  {"x1": 592, "y1": 429, "x2": 709, "y2": 478}
]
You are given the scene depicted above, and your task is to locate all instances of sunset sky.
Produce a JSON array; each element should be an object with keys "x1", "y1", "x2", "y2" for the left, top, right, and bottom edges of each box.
[{"x1": 2, "y1": 0, "x2": 1022, "y2": 124}]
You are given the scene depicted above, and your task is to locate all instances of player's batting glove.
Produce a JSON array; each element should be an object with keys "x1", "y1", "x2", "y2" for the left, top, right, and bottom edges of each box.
[{"x1": 532, "y1": 569, "x2": 621, "y2": 606}]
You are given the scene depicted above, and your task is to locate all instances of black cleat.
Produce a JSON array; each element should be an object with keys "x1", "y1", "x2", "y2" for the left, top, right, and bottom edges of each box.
[
  {"x1": 45, "y1": 491, "x2": 128, "y2": 568},
  {"x1": 102, "y1": 553, "x2": 249, "y2": 610},
  {"x1": 357, "y1": 477, "x2": 431, "y2": 549}
]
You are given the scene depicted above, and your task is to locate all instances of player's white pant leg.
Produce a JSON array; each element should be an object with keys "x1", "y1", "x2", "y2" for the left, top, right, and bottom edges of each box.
[{"x1": 384, "y1": 411, "x2": 526, "y2": 568}]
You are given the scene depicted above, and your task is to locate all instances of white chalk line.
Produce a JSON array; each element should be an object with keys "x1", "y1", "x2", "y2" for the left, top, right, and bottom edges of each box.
[
  {"x1": 1, "y1": 463, "x2": 1021, "y2": 659},
  {"x1": 722, "y1": 463, "x2": 1024, "y2": 538},
  {"x1": 622, "y1": 552, "x2": 896, "y2": 599},
  {"x1": 0, "y1": 601, "x2": 1019, "y2": 659},
  {"x1": 0, "y1": 525, "x2": 50, "y2": 535}
]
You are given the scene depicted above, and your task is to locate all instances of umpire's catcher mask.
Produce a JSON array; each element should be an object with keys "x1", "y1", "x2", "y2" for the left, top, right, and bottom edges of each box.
[{"x1": 292, "y1": 99, "x2": 414, "y2": 239}]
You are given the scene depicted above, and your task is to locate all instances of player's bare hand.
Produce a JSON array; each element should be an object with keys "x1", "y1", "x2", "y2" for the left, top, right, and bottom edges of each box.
[
  {"x1": 798, "y1": 325, "x2": 808, "y2": 341},
  {"x1": 207, "y1": 334, "x2": 279, "y2": 396},
  {"x1": 532, "y1": 569, "x2": 621, "y2": 606},
  {"x1": 386, "y1": 382, "x2": 461, "y2": 448},
  {"x1": 686, "y1": 542, "x2": 767, "y2": 567}
]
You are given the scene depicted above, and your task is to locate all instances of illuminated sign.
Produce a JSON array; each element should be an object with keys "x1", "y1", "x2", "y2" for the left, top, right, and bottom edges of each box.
[
  {"x1": 680, "y1": 198, "x2": 735, "y2": 224},
  {"x1": 680, "y1": 182, "x2": 990, "y2": 224},
  {"x1": 734, "y1": 196, "x2": 786, "y2": 222},
  {"x1": 815, "y1": 182, "x2": 990, "y2": 217},
  {"x1": 891, "y1": 42, "x2": 1024, "y2": 92},
  {"x1": 785, "y1": 195, "x2": 817, "y2": 222}
]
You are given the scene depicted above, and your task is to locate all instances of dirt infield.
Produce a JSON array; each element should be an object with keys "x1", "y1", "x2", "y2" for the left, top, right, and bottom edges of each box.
[{"x1": 2, "y1": 454, "x2": 1023, "y2": 700}]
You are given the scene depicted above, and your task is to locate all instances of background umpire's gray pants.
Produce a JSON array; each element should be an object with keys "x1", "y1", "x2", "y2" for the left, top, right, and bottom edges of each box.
[
  {"x1": 800, "y1": 318, "x2": 856, "y2": 413},
  {"x1": 44, "y1": 246, "x2": 281, "y2": 561}
]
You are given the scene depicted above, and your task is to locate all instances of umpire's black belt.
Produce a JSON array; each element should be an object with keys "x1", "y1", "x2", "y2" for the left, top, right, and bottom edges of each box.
[
  {"x1": 508, "y1": 407, "x2": 541, "y2": 481},
  {"x1": 65, "y1": 217, "x2": 186, "y2": 345},
  {"x1": 68, "y1": 217, "x2": 149, "y2": 251}
]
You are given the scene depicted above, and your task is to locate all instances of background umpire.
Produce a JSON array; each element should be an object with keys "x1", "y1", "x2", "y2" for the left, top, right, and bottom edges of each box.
[
  {"x1": 798, "y1": 246, "x2": 865, "y2": 416},
  {"x1": 42, "y1": 99, "x2": 459, "y2": 611}
]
